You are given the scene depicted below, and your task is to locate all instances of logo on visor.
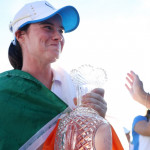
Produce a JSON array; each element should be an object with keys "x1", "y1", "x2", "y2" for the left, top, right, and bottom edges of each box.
[{"x1": 45, "y1": 2, "x2": 55, "y2": 10}]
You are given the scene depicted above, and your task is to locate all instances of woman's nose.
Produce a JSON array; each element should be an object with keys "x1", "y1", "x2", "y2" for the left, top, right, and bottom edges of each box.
[{"x1": 52, "y1": 29, "x2": 63, "y2": 41}]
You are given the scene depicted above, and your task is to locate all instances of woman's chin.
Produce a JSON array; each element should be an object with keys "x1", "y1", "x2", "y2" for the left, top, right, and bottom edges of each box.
[{"x1": 50, "y1": 54, "x2": 61, "y2": 63}]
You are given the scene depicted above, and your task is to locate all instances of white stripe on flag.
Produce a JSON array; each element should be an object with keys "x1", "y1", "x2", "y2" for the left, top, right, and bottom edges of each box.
[{"x1": 19, "y1": 107, "x2": 72, "y2": 150}]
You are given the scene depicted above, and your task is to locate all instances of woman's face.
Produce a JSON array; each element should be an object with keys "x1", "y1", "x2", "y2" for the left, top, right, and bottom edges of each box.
[{"x1": 19, "y1": 15, "x2": 64, "y2": 64}]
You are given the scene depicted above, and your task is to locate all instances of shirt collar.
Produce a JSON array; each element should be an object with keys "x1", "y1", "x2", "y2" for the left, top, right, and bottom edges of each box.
[{"x1": 51, "y1": 66, "x2": 62, "y2": 83}]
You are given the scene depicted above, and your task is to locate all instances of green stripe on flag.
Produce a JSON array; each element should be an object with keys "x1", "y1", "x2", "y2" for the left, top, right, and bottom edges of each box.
[{"x1": 0, "y1": 70, "x2": 68, "y2": 150}]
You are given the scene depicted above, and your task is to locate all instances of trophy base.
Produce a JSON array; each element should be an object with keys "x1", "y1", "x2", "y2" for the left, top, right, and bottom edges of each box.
[{"x1": 54, "y1": 106, "x2": 110, "y2": 150}]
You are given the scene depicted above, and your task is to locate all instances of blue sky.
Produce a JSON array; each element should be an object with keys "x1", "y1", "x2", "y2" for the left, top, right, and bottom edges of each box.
[{"x1": 1, "y1": 0, "x2": 150, "y2": 146}]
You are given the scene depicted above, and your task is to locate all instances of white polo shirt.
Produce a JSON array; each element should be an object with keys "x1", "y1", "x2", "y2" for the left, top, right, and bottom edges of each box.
[{"x1": 51, "y1": 65, "x2": 76, "y2": 110}]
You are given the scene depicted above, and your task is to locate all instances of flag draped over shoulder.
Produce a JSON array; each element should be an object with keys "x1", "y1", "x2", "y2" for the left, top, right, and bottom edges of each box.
[{"x1": 0, "y1": 70, "x2": 68, "y2": 150}]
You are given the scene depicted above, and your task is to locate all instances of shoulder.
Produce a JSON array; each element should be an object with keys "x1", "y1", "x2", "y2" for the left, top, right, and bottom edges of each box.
[
  {"x1": 0, "y1": 69, "x2": 42, "y2": 86},
  {"x1": 133, "y1": 115, "x2": 146, "y2": 122},
  {"x1": 0, "y1": 70, "x2": 17, "y2": 83},
  {"x1": 0, "y1": 69, "x2": 29, "y2": 79}
]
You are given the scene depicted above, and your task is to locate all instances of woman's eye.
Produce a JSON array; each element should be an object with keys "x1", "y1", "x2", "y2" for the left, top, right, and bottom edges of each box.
[
  {"x1": 43, "y1": 25, "x2": 64, "y2": 34},
  {"x1": 44, "y1": 26, "x2": 53, "y2": 30},
  {"x1": 59, "y1": 29, "x2": 64, "y2": 34}
]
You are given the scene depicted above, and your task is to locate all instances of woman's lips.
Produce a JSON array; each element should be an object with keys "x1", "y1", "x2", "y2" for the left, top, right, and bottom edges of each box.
[{"x1": 50, "y1": 43, "x2": 61, "y2": 52}]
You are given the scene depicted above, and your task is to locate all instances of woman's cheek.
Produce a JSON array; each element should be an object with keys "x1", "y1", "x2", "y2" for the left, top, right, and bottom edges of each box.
[{"x1": 61, "y1": 37, "x2": 64, "y2": 52}]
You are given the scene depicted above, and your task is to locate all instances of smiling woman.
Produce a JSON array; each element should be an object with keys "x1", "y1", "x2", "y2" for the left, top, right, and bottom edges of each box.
[
  {"x1": 0, "y1": 1, "x2": 81, "y2": 149},
  {"x1": 0, "y1": 0, "x2": 125, "y2": 149},
  {"x1": 0, "y1": 0, "x2": 119, "y2": 150},
  {"x1": 18, "y1": 15, "x2": 64, "y2": 67}
]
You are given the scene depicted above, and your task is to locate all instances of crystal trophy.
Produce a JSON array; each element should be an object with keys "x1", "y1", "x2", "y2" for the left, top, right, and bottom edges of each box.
[{"x1": 54, "y1": 64, "x2": 112, "y2": 150}]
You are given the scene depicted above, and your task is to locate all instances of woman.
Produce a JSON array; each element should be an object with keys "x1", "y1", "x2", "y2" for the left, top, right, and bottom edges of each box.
[{"x1": 0, "y1": 1, "x2": 122, "y2": 149}]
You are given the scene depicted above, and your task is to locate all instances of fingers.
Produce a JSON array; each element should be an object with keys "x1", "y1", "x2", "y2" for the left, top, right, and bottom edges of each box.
[
  {"x1": 125, "y1": 71, "x2": 144, "y2": 100},
  {"x1": 126, "y1": 71, "x2": 137, "y2": 82},
  {"x1": 74, "y1": 88, "x2": 105, "y2": 106},
  {"x1": 127, "y1": 72, "x2": 134, "y2": 81},
  {"x1": 82, "y1": 96, "x2": 106, "y2": 106},
  {"x1": 90, "y1": 103, "x2": 107, "y2": 118},
  {"x1": 92, "y1": 88, "x2": 105, "y2": 97},
  {"x1": 126, "y1": 76, "x2": 133, "y2": 87},
  {"x1": 81, "y1": 89, "x2": 107, "y2": 118},
  {"x1": 126, "y1": 71, "x2": 142, "y2": 87},
  {"x1": 125, "y1": 71, "x2": 137, "y2": 89},
  {"x1": 125, "y1": 83, "x2": 130, "y2": 92},
  {"x1": 130, "y1": 70, "x2": 137, "y2": 78},
  {"x1": 82, "y1": 89, "x2": 106, "y2": 105},
  {"x1": 127, "y1": 71, "x2": 140, "y2": 81},
  {"x1": 82, "y1": 102, "x2": 107, "y2": 118}
]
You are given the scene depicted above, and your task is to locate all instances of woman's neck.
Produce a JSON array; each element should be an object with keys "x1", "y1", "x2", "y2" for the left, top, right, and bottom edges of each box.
[{"x1": 22, "y1": 64, "x2": 53, "y2": 89}]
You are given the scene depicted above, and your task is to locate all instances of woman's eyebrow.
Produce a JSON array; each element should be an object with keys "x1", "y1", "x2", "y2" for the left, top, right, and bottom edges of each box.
[{"x1": 39, "y1": 21, "x2": 64, "y2": 29}]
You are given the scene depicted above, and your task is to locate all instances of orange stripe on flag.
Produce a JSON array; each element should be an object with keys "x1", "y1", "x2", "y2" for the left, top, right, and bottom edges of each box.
[
  {"x1": 42, "y1": 119, "x2": 60, "y2": 150},
  {"x1": 111, "y1": 125, "x2": 124, "y2": 150}
]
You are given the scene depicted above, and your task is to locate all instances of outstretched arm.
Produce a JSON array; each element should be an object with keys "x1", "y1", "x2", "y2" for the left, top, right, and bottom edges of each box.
[{"x1": 125, "y1": 71, "x2": 150, "y2": 108}]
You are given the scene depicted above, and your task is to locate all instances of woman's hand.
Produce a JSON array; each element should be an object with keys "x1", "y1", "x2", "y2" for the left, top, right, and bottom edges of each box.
[{"x1": 81, "y1": 88, "x2": 107, "y2": 118}]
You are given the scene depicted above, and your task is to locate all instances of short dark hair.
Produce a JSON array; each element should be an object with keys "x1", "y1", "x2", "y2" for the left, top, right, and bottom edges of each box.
[{"x1": 8, "y1": 24, "x2": 30, "y2": 70}]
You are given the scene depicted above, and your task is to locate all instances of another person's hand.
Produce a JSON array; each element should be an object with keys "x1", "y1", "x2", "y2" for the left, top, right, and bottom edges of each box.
[
  {"x1": 125, "y1": 71, "x2": 147, "y2": 105},
  {"x1": 81, "y1": 88, "x2": 107, "y2": 118}
]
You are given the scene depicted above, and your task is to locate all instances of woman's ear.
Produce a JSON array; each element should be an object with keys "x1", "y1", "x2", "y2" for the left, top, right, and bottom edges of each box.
[{"x1": 15, "y1": 30, "x2": 26, "y2": 43}]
